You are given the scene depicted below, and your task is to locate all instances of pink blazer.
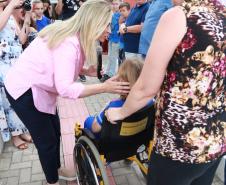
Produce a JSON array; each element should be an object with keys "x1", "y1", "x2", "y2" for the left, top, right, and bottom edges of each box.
[{"x1": 5, "y1": 35, "x2": 85, "y2": 114}]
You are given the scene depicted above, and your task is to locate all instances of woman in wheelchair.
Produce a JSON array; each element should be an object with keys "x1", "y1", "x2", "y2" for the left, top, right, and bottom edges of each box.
[{"x1": 84, "y1": 58, "x2": 154, "y2": 136}]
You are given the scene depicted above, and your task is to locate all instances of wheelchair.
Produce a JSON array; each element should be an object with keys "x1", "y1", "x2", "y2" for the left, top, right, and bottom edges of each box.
[{"x1": 73, "y1": 104, "x2": 155, "y2": 185}]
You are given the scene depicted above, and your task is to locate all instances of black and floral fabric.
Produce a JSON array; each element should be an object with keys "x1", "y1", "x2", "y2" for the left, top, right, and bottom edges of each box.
[{"x1": 154, "y1": 0, "x2": 225, "y2": 163}]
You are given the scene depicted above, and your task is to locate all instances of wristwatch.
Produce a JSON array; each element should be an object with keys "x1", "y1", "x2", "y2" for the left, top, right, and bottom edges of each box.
[{"x1": 123, "y1": 26, "x2": 128, "y2": 33}]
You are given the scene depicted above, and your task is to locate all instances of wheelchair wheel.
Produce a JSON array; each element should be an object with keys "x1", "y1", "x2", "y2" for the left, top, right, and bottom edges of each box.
[{"x1": 74, "y1": 136, "x2": 109, "y2": 185}]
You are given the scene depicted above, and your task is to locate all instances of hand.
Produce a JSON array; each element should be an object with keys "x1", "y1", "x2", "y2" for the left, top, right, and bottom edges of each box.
[
  {"x1": 85, "y1": 65, "x2": 98, "y2": 77},
  {"x1": 103, "y1": 75, "x2": 130, "y2": 94},
  {"x1": 119, "y1": 23, "x2": 126, "y2": 34},
  {"x1": 8, "y1": 0, "x2": 24, "y2": 9},
  {"x1": 0, "y1": 0, "x2": 8, "y2": 8},
  {"x1": 23, "y1": 11, "x2": 31, "y2": 25},
  {"x1": 105, "y1": 107, "x2": 125, "y2": 124}
]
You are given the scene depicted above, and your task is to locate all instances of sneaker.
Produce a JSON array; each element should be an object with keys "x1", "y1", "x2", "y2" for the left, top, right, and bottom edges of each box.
[
  {"x1": 100, "y1": 74, "x2": 111, "y2": 83},
  {"x1": 58, "y1": 167, "x2": 77, "y2": 181},
  {"x1": 79, "y1": 75, "x2": 86, "y2": 82}
]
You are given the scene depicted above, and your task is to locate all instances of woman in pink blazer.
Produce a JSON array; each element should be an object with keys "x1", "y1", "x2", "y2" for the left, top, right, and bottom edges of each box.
[{"x1": 4, "y1": 0, "x2": 129, "y2": 184}]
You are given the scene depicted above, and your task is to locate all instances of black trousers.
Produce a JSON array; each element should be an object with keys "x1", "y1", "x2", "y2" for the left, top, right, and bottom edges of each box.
[
  {"x1": 6, "y1": 89, "x2": 61, "y2": 183},
  {"x1": 147, "y1": 151, "x2": 222, "y2": 185}
]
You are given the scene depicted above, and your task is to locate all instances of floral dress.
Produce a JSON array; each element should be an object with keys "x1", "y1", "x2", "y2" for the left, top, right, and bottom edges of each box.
[
  {"x1": 154, "y1": 0, "x2": 225, "y2": 163},
  {"x1": 0, "y1": 16, "x2": 28, "y2": 142}
]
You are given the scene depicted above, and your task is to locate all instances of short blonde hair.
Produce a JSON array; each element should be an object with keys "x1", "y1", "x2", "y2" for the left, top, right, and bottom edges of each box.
[
  {"x1": 118, "y1": 59, "x2": 143, "y2": 99},
  {"x1": 39, "y1": 0, "x2": 112, "y2": 65}
]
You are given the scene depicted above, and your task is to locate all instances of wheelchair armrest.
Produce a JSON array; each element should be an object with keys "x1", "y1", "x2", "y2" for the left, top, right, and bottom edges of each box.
[{"x1": 82, "y1": 128, "x2": 96, "y2": 140}]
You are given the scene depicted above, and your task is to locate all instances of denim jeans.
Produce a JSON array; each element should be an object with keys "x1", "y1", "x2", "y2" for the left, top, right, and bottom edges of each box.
[
  {"x1": 105, "y1": 42, "x2": 119, "y2": 77},
  {"x1": 125, "y1": 52, "x2": 143, "y2": 60}
]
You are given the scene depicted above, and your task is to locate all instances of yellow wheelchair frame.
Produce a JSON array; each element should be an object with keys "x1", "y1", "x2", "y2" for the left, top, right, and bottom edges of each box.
[{"x1": 73, "y1": 104, "x2": 155, "y2": 185}]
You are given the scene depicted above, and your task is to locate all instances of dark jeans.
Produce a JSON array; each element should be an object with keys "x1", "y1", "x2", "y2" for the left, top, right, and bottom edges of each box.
[
  {"x1": 147, "y1": 151, "x2": 221, "y2": 185},
  {"x1": 6, "y1": 89, "x2": 61, "y2": 183}
]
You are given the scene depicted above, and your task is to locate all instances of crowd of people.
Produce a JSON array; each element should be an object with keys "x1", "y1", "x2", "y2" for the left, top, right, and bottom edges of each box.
[{"x1": 0, "y1": 0, "x2": 225, "y2": 184}]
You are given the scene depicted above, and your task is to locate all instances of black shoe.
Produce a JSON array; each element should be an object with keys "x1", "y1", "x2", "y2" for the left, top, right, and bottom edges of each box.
[
  {"x1": 79, "y1": 75, "x2": 86, "y2": 82},
  {"x1": 100, "y1": 74, "x2": 111, "y2": 83}
]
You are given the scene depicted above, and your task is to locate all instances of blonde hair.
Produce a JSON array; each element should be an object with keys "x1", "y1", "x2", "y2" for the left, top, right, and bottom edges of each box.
[
  {"x1": 118, "y1": 59, "x2": 143, "y2": 99},
  {"x1": 38, "y1": 0, "x2": 112, "y2": 64}
]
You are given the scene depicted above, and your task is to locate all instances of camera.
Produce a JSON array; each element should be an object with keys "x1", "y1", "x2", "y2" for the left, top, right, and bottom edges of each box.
[
  {"x1": 22, "y1": 0, "x2": 31, "y2": 11},
  {"x1": 15, "y1": 0, "x2": 31, "y2": 11}
]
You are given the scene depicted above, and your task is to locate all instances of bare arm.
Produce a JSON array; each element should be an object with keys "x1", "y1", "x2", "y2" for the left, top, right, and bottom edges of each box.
[
  {"x1": 78, "y1": 76, "x2": 129, "y2": 98},
  {"x1": 18, "y1": 12, "x2": 31, "y2": 44},
  {"x1": 119, "y1": 23, "x2": 143, "y2": 34},
  {"x1": 106, "y1": 7, "x2": 187, "y2": 121},
  {"x1": 127, "y1": 24, "x2": 143, "y2": 33},
  {"x1": 0, "y1": 0, "x2": 24, "y2": 31},
  {"x1": 55, "y1": 0, "x2": 63, "y2": 16}
]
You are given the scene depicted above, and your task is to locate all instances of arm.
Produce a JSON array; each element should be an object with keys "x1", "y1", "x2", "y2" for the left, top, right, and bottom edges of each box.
[
  {"x1": 0, "y1": 0, "x2": 23, "y2": 31},
  {"x1": 53, "y1": 39, "x2": 130, "y2": 99},
  {"x1": 119, "y1": 23, "x2": 143, "y2": 34},
  {"x1": 106, "y1": 7, "x2": 187, "y2": 121},
  {"x1": 18, "y1": 12, "x2": 31, "y2": 44},
  {"x1": 78, "y1": 76, "x2": 129, "y2": 98},
  {"x1": 55, "y1": 0, "x2": 63, "y2": 16},
  {"x1": 127, "y1": 24, "x2": 143, "y2": 33}
]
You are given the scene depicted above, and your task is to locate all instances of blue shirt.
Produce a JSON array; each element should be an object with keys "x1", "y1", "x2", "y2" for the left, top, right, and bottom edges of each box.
[
  {"x1": 96, "y1": 98, "x2": 155, "y2": 125},
  {"x1": 139, "y1": 0, "x2": 173, "y2": 55},
  {"x1": 123, "y1": 2, "x2": 150, "y2": 54},
  {"x1": 84, "y1": 98, "x2": 155, "y2": 135},
  {"x1": 36, "y1": 16, "x2": 51, "y2": 32},
  {"x1": 109, "y1": 12, "x2": 121, "y2": 43}
]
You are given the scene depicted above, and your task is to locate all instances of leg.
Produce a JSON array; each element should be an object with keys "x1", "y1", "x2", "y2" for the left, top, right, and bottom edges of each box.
[
  {"x1": 106, "y1": 42, "x2": 119, "y2": 77},
  {"x1": 147, "y1": 151, "x2": 220, "y2": 185},
  {"x1": 52, "y1": 113, "x2": 61, "y2": 169},
  {"x1": 0, "y1": 87, "x2": 29, "y2": 149},
  {"x1": 191, "y1": 157, "x2": 221, "y2": 185},
  {"x1": 6, "y1": 89, "x2": 60, "y2": 184}
]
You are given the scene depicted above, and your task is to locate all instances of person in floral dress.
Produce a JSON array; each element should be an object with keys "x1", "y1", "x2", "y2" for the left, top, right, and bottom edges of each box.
[
  {"x1": 106, "y1": 0, "x2": 225, "y2": 184},
  {"x1": 0, "y1": 0, "x2": 32, "y2": 149}
]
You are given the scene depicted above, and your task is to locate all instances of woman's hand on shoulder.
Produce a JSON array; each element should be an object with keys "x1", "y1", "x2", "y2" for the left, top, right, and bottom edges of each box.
[{"x1": 102, "y1": 75, "x2": 130, "y2": 95}]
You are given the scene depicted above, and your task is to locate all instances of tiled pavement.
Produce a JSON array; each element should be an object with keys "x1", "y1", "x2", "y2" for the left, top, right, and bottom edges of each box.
[{"x1": 0, "y1": 56, "x2": 224, "y2": 185}]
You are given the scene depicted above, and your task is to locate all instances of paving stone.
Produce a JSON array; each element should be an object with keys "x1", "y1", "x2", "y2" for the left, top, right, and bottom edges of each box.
[
  {"x1": 31, "y1": 173, "x2": 45, "y2": 181},
  {"x1": 3, "y1": 146, "x2": 18, "y2": 153},
  {"x1": 10, "y1": 161, "x2": 32, "y2": 170},
  {"x1": 126, "y1": 173, "x2": 142, "y2": 185},
  {"x1": 19, "y1": 168, "x2": 31, "y2": 183},
  {"x1": 0, "y1": 169, "x2": 19, "y2": 178},
  {"x1": 112, "y1": 166, "x2": 134, "y2": 176},
  {"x1": 22, "y1": 145, "x2": 33, "y2": 155},
  {"x1": 114, "y1": 175, "x2": 128, "y2": 185},
  {"x1": 12, "y1": 151, "x2": 23, "y2": 163},
  {"x1": 0, "y1": 152, "x2": 12, "y2": 159},
  {"x1": 0, "y1": 178, "x2": 7, "y2": 185},
  {"x1": 7, "y1": 176, "x2": 19, "y2": 185},
  {"x1": 21, "y1": 182, "x2": 42, "y2": 185},
  {"x1": 32, "y1": 160, "x2": 43, "y2": 174},
  {"x1": 22, "y1": 154, "x2": 39, "y2": 162},
  {"x1": 0, "y1": 158, "x2": 11, "y2": 170},
  {"x1": 33, "y1": 148, "x2": 38, "y2": 155},
  {"x1": 110, "y1": 161, "x2": 122, "y2": 169}
]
